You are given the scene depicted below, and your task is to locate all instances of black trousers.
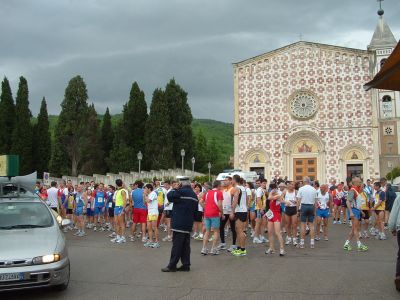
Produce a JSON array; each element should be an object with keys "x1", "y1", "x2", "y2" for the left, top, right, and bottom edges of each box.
[
  {"x1": 220, "y1": 214, "x2": 237, "y2": 245},
  {"x1": 397, "y1": 230, "x2": 400, "y2": 278},
  {"x1": 168, "y1": 231, "x2": 191, "y2": 269}
]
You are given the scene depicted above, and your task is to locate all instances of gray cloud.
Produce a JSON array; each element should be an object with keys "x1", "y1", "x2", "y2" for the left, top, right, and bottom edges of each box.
[{"x1": 1, "y1": 0, "x2": 399, "y2": 122}]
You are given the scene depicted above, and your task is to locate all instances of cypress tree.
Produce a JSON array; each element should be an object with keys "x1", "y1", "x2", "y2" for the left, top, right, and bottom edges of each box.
[
  {"x1": 144, "y1": 88, "x2": 173, "y2": 170},
  {"x1": 0, "y1": 77, "x2": 15, "y2": 154},
  {"x1": 33, "y1": 98, "x2": 51, "y2": 177},
  {"x1": 108, "y1": 82, "x2": 147, "y2": 172},
  {"x1": 101, "y1": 107, "x2": 113, "y2": 169},
  {"x1": 164, "y1": 79, "x2": 193, "y2": 168},
  {"x1": 193, "y1": 129, "x2": 208, "y2": 173},
  {"x1": 11, "y1": 76, "x2": 33, "y2": 174},
  {"x1": 81, "y1": 104, "x2": 104, "y2": 174},
  {"x1": 50, "y1": 75, "x2": 89, "y2": 176}
]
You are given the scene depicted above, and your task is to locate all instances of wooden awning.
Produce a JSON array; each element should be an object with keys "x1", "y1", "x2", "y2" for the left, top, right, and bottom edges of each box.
[{"x1": 364, "y1": 41, "x2": 400, "y2": 91}]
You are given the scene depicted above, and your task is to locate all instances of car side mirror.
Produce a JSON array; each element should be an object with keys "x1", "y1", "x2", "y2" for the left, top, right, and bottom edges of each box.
[{"x1": 61, "y1": 219, "x2": 71, "y2": 227}]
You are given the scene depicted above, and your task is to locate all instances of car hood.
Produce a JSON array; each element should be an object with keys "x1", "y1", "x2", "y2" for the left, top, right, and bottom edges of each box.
[{"x1": 0, "y1": 226, "x2": 61, "y2": 260}]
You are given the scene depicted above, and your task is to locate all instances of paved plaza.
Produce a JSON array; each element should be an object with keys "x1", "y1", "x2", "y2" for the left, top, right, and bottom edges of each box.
[{"x1": 5, "y1": 223, "x2": 399, "y2": 300}]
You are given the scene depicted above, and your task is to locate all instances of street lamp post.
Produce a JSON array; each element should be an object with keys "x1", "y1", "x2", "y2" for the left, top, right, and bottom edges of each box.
[
  {"x1": 181, "y1": 149, "x2": 185, "y2": 174},
  {"x1": 207, "y1": 162, "x2": 211, "y2": 182},
  {"x1": 137, "y1": 151, "x2": 143, "y2": 177},
  {"x1": 191, "y1": 157, "x2": 195, "y2": 178}
]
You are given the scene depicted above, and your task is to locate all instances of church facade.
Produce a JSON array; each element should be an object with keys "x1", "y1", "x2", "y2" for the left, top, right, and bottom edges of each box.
[{"x1": 233, "y1": 12, "x2": 398, "y2": 183}]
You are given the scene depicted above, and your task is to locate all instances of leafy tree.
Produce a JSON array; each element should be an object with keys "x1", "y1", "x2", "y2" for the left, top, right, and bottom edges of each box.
[
  {"x1": 50, "y1": 75, "x2": 89, "y2": 176},
  {"x1": 101, "y1": 107, "x2": 113, "y2": 169},
  {"x1": 164, "y1": 79, "x2": 193, "y2": 168},
  {"x1": 0, "y1": 77, "x2": 15, "y2": 154},
  {"x1": 33, "y1": 98, "x2": 51, "y2": 177},
  {"x1": 193, "y1": 129, "x2": 208, "y2": 173},
  {"x1": 11, "y1": 76, "x2": 33, "y2": 174},
  {"x1": 144, "y1": 88, "x2": 173, "y2": 170},
  {"x1": 108, "y1": 82, "x2": 147, "y2": 172},
  {"x1": 80, "y1": 104, "x2": 104, "y2": 174}
]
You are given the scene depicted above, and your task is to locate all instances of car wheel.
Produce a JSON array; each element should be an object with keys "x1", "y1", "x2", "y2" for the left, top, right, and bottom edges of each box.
[{"x1": 54, "y1": 263, "x2": 70, "y2": 291}]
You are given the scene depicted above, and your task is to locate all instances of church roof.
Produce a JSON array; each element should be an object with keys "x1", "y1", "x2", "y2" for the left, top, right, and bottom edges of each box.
[
  {"x1": 233, "y1": 41, "x2": 367, "y2": 67},
  {"x1": 368, "y1": 16, "x2": 397, "y2": 50}
]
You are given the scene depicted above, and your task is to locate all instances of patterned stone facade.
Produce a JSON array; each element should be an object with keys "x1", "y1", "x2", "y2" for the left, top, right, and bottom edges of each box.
[{"x1": 233, "y1": 42, "x2": 381, "y2": 182}]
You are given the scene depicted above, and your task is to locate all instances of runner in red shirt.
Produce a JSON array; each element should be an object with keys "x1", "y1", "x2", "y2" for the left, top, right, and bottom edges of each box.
[{"x1": 200, "y1": 181, "x2": 223, "y2": 255}]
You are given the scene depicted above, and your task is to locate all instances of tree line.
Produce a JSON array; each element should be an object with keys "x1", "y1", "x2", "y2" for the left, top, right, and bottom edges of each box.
[{"x1": 0, "y1": 75, "x2": 225, "y2": 178}]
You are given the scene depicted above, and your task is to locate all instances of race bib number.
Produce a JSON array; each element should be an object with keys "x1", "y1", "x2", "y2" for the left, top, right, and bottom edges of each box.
[
  {"x1": 108, "y1": 202, "x2": 113, "y2": 208},
  {"x1": 266, "y1": 209, "x2": 274, "y2": 220},
  {"x1": 87, "y1": 202, "x2": 91, "y2": 209},
  {"x1": 318, "y1": 201, "x2": 327, "y2": 210},
  {"x1": 98, "y1": 197, "x2": 103, "y2": 203}
]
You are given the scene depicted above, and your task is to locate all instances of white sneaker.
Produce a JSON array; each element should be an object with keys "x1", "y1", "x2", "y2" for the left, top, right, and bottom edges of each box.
[
  {"x1": 260, "y1": 236, "x2": 268, "y2": 243},
  {"x1": 142, "y1": 237, "x2": 148, "y2": 243},
  {"x1": 333, "y1": 220, "x2": 337, "y2": 225},
  {"x1": 227, "y1": 245, "x2": 237, "y2": 252},
  {"x1": 253, "y1": 237, "x2": 262, "y2": 244},
  {"x1": 217, "y1": 243, "x2": 227, "y2": 250},
  {"x1": 201, "y1": 247, "x2": 208, "y2": 255},
  {"x1": 93, "y1": 226, "x2": 97, "y2": 232},
  {"x1": 162, "y1": 236, "x2": 172, "y2": 242},
  {"x1": 77, "y1": 231, "x2": 86, "y2": 237},
  {"x1": 279, "y1": 249, "x2": 286, "y2": 256},
  {"x1": 285, "y1": 237, "x2": 292, "y2": 245},
  {"x1": 116, "y1": 236, "x2": 126, "y2": 244},
  {"x1": 191, "y1": 232, "x2": 198, "y2": 239},
  {"x1": 109, "y1": 232, "x2": 117, "y2": 238},
  {"x1": 151, "y1": 242, "x2": 160, "y2": 248},
  {"x1": 379, "y1": 233, "x2": 387, "y2": 240},
  {"x1": 73, "y1": 230, "x2": 80, "y2": 236},
  {"x1": 110, "y1": 237, "x2": 118, "y2": 243},
  {"x1": 293, "y1": 238, "x2": 298, "y2": 246}
]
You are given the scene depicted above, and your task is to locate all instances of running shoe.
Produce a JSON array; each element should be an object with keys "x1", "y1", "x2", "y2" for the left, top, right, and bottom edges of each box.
[
  {"x1": 144, "y1": 242, "x2": 153, "y2": 247},
  {"x1": 337, "y1": 220, "x2": 342, "y2": 224},
  {"x1": 201, "y1": 248, "x2": 208, "y2": 255},
  {"x1": 77, "y1": 231, "x2": 86, "y2": 237},
  {"x1": 265, "y1": 248, "x2": 275, "y2": 254},
  {"x1": 379, "y1": 233, "x2": 387, "y2": 240},
  {"x1": 357, "y1": 244, "x2": 368, "y2": 252},
  {"x1": 343, "y1": 244, "x2": 352, "y2": 251},
  {"x1": 333, "y1": 220, "x2": 337, "y2": 224},
  {"x1": 73, "y1": 231, "x2": 80, "y2": 236},
  {"x1": 117, "y1": 236, "x2": 126, "y2": 243},
  {"x1": 314, "y1": 236, "x2": 320, "y2": 241},
  {"x1": 217, "y1": 243, "x2": 227, "y2": 250},
  {"x1": 130, "y1": 236, "x2": 136, "y2": 242},
  {"x1": 191, "y1": 232, "x2": 198, "y2": 239},
  {"x1": 253, "y1": 237, "x2": 262, "y2": 244},
  {"x1": 109, "y1": 232, "x2": 117, "y2": 238},
  {"x1": 285, "y1": 237, "x2": 292, "y2": 245},
  {"x1": 279, "y1": 249, "x2": 286, "y2": 257},
  {"x1": 324, "y1": 237, "x2": 329, "y2": 241},
  {"x1": 232, "y1": 249, "x2": 246, "y2": 257},
  {"x1": 298, "y1": 243, "x2": 305, "y2": 249},
  {"x1": 227, "y1": 245, "x2": 238, "y2": 253},
  {"x1": 110, "y1": 237, "x2": 118, "y2": 243},
  {"x1": 261, "y1": 236, "x2": 269, "y2": 243},
  {"x1": 151, "y1": 242, "x2": 160, "y2": 248},
  {"x1": 99, "y1": 227, "x2": 105, "y2": 232},
  {"x1": 162, "y1": 236, "x2": 172, "y2": 242},
  {"x1": 210, "y1": 248, "x2": 220, "y2": 255},
  {"x1": 292, "y1": 238, "x2": 298, "y2": 246},
  {"x1": 93, "y1": 226, "x2": 97, "y2": 232}
]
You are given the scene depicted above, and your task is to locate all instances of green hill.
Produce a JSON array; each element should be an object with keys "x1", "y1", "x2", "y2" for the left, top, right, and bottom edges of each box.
[{"x1": 35, "y1": 115, "x2": 234, "y2": 167}]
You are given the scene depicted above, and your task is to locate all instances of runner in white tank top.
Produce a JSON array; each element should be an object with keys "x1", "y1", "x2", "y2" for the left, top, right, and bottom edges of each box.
[{"x1": 283, "y1": 182, "x2": 298, "y2": 246}]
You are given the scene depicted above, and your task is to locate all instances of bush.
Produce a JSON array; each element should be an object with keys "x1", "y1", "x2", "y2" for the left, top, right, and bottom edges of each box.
[{"x1": 386, "y1": 166, "x2": 400, "y2": 180}]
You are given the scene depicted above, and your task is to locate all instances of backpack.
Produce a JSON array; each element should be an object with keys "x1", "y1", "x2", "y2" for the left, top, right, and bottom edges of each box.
[{"x1": 156, "y1": 188, "x2": 165, "y2": 209}]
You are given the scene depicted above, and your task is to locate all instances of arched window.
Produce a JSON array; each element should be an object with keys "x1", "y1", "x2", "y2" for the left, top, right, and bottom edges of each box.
[{"x1": 382, "y1": 95, "x2": 392, "y2": 102}]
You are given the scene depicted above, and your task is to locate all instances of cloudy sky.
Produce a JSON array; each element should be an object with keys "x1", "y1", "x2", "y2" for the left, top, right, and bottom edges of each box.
[{"x1": 1, "y1": 0, "x2": 399, "y2": 123}]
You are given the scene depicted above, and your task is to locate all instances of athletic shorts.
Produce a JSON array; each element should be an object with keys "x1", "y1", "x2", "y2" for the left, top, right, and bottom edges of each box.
[
  {"x1": 235, "y1": 212, "x2": 247, "y2": 222},
  {"x1": 67, "y1": 208, "x2": 73, "y2": 215},
  {"x1": 94, "y1": 207, "x2": 104, "y2": 216},
  {"x1": 255, "y1": 209, "x2": 264, "y2": 219},
  {"x1": 108, "y1": 207, "x2": 114, "y2": 218},
  {"x1": 164, "y1": 210, "x2": 172, "y2": 218},
  {"x1": 204, "y1": 217, "x2": 220, "y2": 229},
  {"x1": 147, "y1": 214, "x2": 158, "y2": 222},
  {"x1": 285, "y1": 206, "x2": 297, "y2": 217},
  {"x1": 114, "y1": 206, "x2": 124, "y2": 216},
  {"x1": 333, "y1": 199, "x2": 341, "y2": 206},
  {"x1": 347, "y1": 208, "x2": 361, "y2": 221},
  {"x1": 86, "y1": 208, "x2": 94, "y2": 217},
  {"x1": 194, "y1": 211, "x2": 203, "y2": 222},
  {"x1": 300, "y1": 204, "x2": 315, "y2": 223},
  {"x1": 341, "y1": 199, "x2": 347, "y2": 208},
  {"x1": 375, "y1": 209, "x2": 385, "y2": 216},
  {"x1": 75, "y1": 207, "x2": 83, "y2": 217},
  {"x1": 133, "y1": 208, "x2": 147, "y2": 224},
  {"x1": 280, "y1": 203, "x2": 285, "y2": 214},
  {"x1": 361, "y1": 210, "x2": 369, "y2": 220},
  {"x1": 316, "y1": 208, "x2": 330, "y2": 219},
  {"x1": 268, "y1": 210, "x2": 281, "y2": 223}
]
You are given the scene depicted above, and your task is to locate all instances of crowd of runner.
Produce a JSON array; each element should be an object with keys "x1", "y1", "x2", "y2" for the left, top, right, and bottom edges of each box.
[{"x1": 34, "y1": 174, "x2": 398, "y2": 257}]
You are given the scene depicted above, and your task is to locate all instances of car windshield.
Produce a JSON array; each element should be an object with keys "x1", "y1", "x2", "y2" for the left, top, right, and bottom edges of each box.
[
  {"x1": 0, "y1": 184, "x2": 37, "y2": 198},
  {"x1": 0, "y1": 202, "x2": 54, "y2": 229}
]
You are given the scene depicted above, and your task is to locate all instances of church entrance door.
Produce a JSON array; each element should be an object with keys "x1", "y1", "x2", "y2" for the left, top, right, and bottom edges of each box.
[{"x1": 293, "y1": 158, "x2": 317, "y2": 181}]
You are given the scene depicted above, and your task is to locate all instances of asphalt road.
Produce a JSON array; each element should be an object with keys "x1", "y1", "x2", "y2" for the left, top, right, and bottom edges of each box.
[{"x1": 4, "y1": 222, "x2": 399, "y2": 300}]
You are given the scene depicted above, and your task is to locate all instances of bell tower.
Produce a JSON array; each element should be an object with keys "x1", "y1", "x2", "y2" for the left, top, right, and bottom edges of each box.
[{"x1": 368, "y1": 1, "x2": 399, "y2": 179}]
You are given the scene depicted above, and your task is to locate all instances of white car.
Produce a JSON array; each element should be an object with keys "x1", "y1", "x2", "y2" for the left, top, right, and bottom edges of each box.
[{"x1": 0, "y1": 183, "x2": 70, "y2": 292}]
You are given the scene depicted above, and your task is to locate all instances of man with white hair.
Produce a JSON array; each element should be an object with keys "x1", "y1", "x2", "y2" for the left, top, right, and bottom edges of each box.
[
  {"x1": 162, "y1": 177, "x2": 198, "y2": 272},
  {"x1": 296, "y1": 177, "x2": 317, "y2": 249}
]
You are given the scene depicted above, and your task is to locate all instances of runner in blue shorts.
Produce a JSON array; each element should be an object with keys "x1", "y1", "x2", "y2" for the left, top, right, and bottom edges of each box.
[
  {"x1": 315, "y1": 184, "x2": 332, "y2": 241},
  {"x1": 93, "y1": 183, "x2": 106, "y2": 231}
]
